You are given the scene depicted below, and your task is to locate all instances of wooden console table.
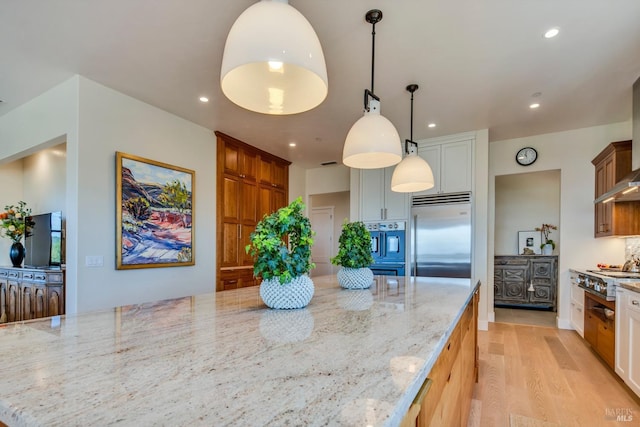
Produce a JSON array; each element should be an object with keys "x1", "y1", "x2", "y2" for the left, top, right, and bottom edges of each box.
[
  {"x1": 494, "y1": 255, "x2": 557, "y2": 311},
  {"x1": 0, "y1": 266, "x2": 65, "y2": 323}
]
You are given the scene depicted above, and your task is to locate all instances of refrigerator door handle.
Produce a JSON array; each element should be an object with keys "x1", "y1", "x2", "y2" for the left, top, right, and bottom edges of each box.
[{"x1": 413, "y1": 215, "x2": 418, "y2": 277}]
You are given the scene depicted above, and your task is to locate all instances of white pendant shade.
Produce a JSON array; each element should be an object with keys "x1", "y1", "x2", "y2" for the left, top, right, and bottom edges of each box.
[
  {"x1": 220, "y1": 0, "x2": 328, "y2": 115},
  {"x1": 343, "y1": 102, "x2": 402, "y2": 169},
  {"x1": 391, "y1": 153, "x2": 435, "y2": 193}
]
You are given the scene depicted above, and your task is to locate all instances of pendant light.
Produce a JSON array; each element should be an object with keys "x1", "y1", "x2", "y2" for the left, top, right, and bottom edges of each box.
[
  {"x1": 220, "y1": 0, "x2": 328, "y2": 115},
  {"x1": 342, "y1": 9, "x2": 402, "y2": 169},
  {"x1": 390, "y1": 84, "x2": 435, "y2": 193}
]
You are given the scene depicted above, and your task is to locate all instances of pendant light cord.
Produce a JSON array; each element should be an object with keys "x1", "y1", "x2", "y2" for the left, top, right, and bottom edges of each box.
[
  {"x1": 363, "y1": 10, "x2": 382, "y2": 112},
  {"x1": 410, "y1": 90, "x2": 414, "y2": 142},
  {"x1": 405, "y1": 84, "x2": 419, "y2": 154},
  {"x1": 370, "y1": 21, "x2": 376, "y2": 95}
]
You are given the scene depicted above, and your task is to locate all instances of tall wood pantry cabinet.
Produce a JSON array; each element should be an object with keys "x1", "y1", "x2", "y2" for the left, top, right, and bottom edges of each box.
[
  {"x1": 591, "y1": 140, "x2": 640, "y2": 237},
  {"x1": 215, "y1": 131, "x2": 290, "y2": 292}
]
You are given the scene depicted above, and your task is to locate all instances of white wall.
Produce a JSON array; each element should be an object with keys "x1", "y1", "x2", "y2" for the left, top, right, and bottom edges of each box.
[
  {"x1": 23, "y1": 143, "x2": 67, "y2": 215},
  {"x1": 0, "y1": 76, "x2": 218, "y2": 313},
  {"x1": 0, "y1": 160, "x2": 25, "y2": 258},
  {"x1": 289, "y1": 163, "x2": 306, "y2": 203},
  {"x1": 0, "y1": 76, "x2": 79, "y2": 311},
  {"x1": 473, "y1": 129, "x2": 490, "y2": 330},
  {"x1": 489, "y1": 121, "x2": 631, "y2": 329},
  {"x1": 495, "y1": 170, "x2": 561, "y2": 255},
  {"x1": 306, "y1": 165, "x2": 350, "y2": 195},
  {"x1": 75, "y1": 77, "x2": 216, "y2": 312}
]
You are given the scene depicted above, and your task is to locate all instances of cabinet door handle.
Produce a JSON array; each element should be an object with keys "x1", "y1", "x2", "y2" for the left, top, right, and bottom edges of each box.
[
  {"x1": 632, "y1": 300, "x2": 639, "y2": 306},
  {"x1": 237, "y1": 224, "x2": 241, "y2": 240},
  {"x1": 380, "y1": 208, "x2": 383, "y2": 220}
]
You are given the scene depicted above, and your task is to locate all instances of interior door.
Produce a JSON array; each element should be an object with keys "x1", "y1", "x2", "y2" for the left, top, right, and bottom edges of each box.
[{"x1": 310, "y1": 207, "x2": 334, "y2": 277}]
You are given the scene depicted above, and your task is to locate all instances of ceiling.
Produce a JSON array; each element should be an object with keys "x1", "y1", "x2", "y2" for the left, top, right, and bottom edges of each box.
[{"x1": 2, "y1": 1, "x2": 640, "y2": 168}]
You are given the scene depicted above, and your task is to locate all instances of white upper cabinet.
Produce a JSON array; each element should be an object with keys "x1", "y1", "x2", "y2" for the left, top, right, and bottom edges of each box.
[
  {"x1": 360, "y1": 167, "x2": 408, "y2": 221},
  {"x1": 413, "y1": 139, "x2": 473, "y2": 196}
]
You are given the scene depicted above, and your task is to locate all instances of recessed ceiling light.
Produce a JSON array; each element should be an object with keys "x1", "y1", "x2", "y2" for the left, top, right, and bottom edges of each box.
[
  {"x1": 544, "y1": 28, "x2": 559, "y2": 38},
  {"x1": 289, "y1": 142, "x2": 296, "y2": 147},
  {"x1": 427, "y1": 123, "x2": 436, "y2": 128},
  {"x1": 530, "y1": 103, "x2": 540, "y2": 109},
  {"x1": 199, "y1": 96, "x2": 209, "y2": 103}
]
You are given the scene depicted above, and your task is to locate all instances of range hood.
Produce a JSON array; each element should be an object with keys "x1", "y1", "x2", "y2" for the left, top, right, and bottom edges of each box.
[{"x1": 594, "y1": 168, "x2": 640, "y2": 203}]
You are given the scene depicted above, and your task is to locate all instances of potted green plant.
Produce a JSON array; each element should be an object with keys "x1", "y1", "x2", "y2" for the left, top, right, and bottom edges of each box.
[
  {"x1": 246, "y1": 197, "x2": 315, "y2": 309},
  {"x1": 535, "y1": 223, "x2": 557, "y2": 255},
  {"x1": 331, "y1": 220, "x2": 374, "y2": 289}
]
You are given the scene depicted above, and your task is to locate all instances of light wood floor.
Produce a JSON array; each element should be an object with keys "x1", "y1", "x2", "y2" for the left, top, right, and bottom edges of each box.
[
  {"x1": 468, "y1": 322, "x2": 640, "y2": 427},
  {"x1": 494, "y1": 308, "x2": 557, "y2": 328}
]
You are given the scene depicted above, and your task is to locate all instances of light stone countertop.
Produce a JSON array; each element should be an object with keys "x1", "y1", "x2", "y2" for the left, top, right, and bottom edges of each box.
[
  {"x1": 618, "y1": 282, "x2": 640, "y2": 293},
  {"x1": 0, "y1": 275, "x2": 476, "y2": 427}
]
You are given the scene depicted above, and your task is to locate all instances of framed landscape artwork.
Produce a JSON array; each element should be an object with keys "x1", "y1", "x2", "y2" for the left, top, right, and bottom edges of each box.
[
  {"x1": 517, "y1": 230, "x2": 541, "y2": 255},
  {"x1": 116, "y1": 152, "x2": 195, "y2": 269}
]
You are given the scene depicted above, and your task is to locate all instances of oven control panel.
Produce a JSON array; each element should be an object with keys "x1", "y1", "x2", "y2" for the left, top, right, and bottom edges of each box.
[
  {"x1": 570, "y1": 268, "x2": 617, "y2": 301},
  {"x1": 365, "y1": 221, "x2": 406, "y2": 231}
]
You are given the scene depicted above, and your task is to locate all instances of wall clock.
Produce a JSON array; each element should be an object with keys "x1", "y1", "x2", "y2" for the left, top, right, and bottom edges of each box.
[{"x1": 515, "y1": 147, "x2": 537, "y2": 166}]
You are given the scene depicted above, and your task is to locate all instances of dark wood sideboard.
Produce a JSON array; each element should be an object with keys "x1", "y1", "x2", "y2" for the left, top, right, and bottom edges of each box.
[{"x1": 494, "y1": 255, "x2": 557, "y2": 311}]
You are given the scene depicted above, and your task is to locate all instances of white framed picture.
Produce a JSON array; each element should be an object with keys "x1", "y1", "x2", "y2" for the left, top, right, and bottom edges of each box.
[{"x1": 518, "y1": 230, "x2": 541, "y2": 255}]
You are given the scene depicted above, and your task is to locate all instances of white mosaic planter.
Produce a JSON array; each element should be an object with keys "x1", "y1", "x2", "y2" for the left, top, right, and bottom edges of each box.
[
  {"x1": 260, "y1": 275, "x2": 314, "y2": 309},
  {"x1": 337, "y1": 267, "x2": 374, "y2": 290}
]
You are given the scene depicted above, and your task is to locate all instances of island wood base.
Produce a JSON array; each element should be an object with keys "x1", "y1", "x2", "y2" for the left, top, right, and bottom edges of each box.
[{"x1": 401, "y1": 286, "x2": 479, "y2": 426}]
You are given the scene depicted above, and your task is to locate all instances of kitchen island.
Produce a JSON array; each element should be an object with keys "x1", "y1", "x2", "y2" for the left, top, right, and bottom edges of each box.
[{"x1": 0, "y1": 275, "x2": 478, "y2": 426}]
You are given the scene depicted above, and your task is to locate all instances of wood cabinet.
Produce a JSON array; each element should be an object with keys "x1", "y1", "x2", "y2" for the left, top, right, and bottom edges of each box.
[
  {"x1": 592, "y1": 140, "x2": 640, "y2": 237},
  {"x1": 360, "y1": 167, "x2": 408, "y2": 221},
  {"x1": 615, "y1": 287, "x2": 640, "y2": 397},
  {"x1": 0, "y1": 267, "x2": 65, "y2": 323},
  {"x1": 584, "y1": 291, "x2": 615, "y2": 369},
  {"x1": 402, "y1": 287, "x2": 478, "y2": 427},
  {"x1": 216, "y1": 131, "x2": 290, "y2": 292},
  {"x1": 494, "y1": 256, "x2": 557, "y2": 311},
  {"x1": 413, "y1": 139, "x2": 473, "y2": 196}
]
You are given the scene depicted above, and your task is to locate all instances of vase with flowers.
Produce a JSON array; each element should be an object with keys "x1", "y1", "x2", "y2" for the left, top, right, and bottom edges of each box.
[
  {"x1": 0, "y1": 201, "x2": 33, "y2": 267},
  {"x1": 535, "y1": 223, "x2": 557, "y2": 255}
]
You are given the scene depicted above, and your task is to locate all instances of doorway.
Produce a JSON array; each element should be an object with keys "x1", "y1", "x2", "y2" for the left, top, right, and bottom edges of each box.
[
  {"x1": 494, "y1": 169, "x2": 561, "y2": 327},
  {"x1": 310, "y1": 207, "x2": 334, "y2": 276},
  {"x1": 309, "y1": 191, "x2": 350, "y2": 277}
]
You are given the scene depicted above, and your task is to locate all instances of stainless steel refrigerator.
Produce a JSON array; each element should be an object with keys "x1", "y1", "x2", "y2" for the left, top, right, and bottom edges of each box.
[{"x1": 410, "y1": 193, "x2": 471, "y2": 278}]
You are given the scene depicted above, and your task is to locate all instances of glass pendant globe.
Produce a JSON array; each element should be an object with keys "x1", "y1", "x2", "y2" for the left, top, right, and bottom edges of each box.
[
  {"x1": 220, "y1": 0, "x2": 328, "y2": 115},
  {"x1": 343, "y1": 103, "x2": 402, "y2": 169},
  {"x1": 391, "y1": 153, "x2": 435, "y2": 192}
]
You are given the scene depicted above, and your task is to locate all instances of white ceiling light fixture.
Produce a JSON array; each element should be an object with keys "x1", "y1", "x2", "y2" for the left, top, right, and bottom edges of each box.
[
  {"x1": 220, "y1": 0, "x2": 328, "y2": 115},
  {"x1": 342, "y1": 9, "x2": 402, "y2": 169},
  {"x1": 391, "y1": 84, "x2": 435, "y2": 193}
]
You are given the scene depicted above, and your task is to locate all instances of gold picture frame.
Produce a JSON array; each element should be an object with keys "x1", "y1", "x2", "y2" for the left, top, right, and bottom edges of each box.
[{"x1": 116, "y1": 152, "x2": 195, "y2": 269}]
